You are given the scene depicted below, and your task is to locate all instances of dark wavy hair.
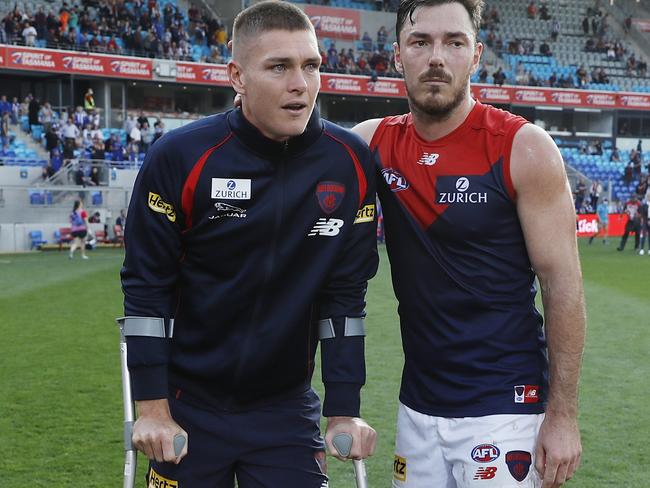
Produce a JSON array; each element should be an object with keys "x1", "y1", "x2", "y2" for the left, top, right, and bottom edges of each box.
[{"x1": 396, "y1": 0, "x2": 484, "y2": 43}]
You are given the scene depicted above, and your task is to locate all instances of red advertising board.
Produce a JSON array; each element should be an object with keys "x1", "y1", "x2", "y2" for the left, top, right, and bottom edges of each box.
[
  {"x1": 5, "y1": 46, "x2": 152, "y2": 79},
  {"x1": 175, "y1": 62, "x2": 229, "y2": 86},
  {"x1": 320, "y1": 73, "x2": 407, "y2": 98},
  {"x1": 1, "y1": 45, "x2": 649, "y2": 110},
  {"x1": 471, "y1": 84, "x2": 650, "y2": 111},
  {"x1": 576, "y1": 214, "x2": 626, "y2": 237},
  {"x1": 304, "y1": 6, "x2": 360, "y2": 40}
]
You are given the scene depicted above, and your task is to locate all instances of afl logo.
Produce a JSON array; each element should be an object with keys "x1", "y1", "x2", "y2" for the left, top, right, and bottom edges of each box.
[
  {"x1": 11, "y1": 53, "x2": 22, "y2": 64},
  {"x1": 227, "y1": 180, "x2": 236, "y2": 190},
  {"x1": 471, "y1": 444, "x2": 500, "y2": 463},
  {"x1": 456, "y1": 177, "x2": 470, "y2": 192},
  {"x1": 110, "y1": 61, "x2": 121, "y2": 72},
  {"x1": 63, "y1": 56, "x2": 73, "y2": 69},
  {"x1": 381, "y1": 168, "x2": 409, "y2": 192}
]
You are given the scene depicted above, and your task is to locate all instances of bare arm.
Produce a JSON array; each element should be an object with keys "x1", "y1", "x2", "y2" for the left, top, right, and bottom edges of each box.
[
  {"x1": 351, "y1": 118, "x2": 383, "y2": 145},
  {"x1": 511, "y1": 124, "x2": 586, "y2": 488}
]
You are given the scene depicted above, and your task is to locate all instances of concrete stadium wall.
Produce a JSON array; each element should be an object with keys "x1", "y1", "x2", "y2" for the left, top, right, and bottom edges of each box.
[{"x1": 0, "y1": 222, "x2": 106, "y2": 253}]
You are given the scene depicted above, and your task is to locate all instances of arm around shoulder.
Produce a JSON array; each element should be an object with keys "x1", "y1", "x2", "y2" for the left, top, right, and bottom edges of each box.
[{"x1": 351, "y1": 118, "x2": 383, "y2": 145}]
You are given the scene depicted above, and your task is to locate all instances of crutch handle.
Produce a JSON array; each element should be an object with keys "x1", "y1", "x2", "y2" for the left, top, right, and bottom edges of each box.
[
  {"x1": 332, "y1": 433, "x2": 353, "y2": 457},
  {"x1": 173, "y1": 433, "x2": 186, "y2": 457},
  {"x1": 332, "y1": 433, "x2": 369, "y2": 488}
]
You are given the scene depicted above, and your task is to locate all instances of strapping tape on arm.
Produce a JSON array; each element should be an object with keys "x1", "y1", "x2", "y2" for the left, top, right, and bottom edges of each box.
[{"x1": 318, "y1": 317, "x2": 365, "y2": 339}]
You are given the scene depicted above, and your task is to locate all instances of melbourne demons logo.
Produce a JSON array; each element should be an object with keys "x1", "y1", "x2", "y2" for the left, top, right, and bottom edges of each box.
[
  {"x1": 506, "y1": 451, "x2": 532, "y2": 482},
  {"x1": 316, "y1": 181, "x2": 345, "y2": 214},
  {"x1": 381, "y1": 168, "x2": 409, "y2": 192}
]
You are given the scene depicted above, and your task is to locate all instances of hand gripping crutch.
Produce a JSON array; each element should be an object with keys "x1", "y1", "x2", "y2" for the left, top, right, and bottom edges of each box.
[
  {"x1": 332, "y1": 433, "x2": 369, "y2": 488},
  {"x1": 117, "y1": 318, "x2": 185, "y2": 488}
]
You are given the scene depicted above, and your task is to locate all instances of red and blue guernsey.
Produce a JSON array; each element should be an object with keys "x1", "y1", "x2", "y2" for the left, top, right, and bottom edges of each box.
[{"x1": 370, "y1": 101, "x2": 548, "y2": 417}]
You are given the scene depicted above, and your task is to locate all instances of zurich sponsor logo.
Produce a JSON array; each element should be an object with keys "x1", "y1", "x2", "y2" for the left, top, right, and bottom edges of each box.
[
  {"x1": 471, "y1": 444, "x2": 500, "y2": 463},
  {"x1": 437, "y1": 176, "x2": 488, "y2": 204},
  {"x1": 381, "y1": 168, "x2": 409, "y2": 192},
  {"x1": 456, "y1": 177, "x2": 470, "y2": 192},
  {"x1": 211, "y1": 178, "x2": 251, "y2": 200}
]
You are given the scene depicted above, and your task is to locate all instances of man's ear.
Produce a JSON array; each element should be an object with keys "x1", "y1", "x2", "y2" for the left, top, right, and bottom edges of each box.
[
  {"x1": 393, "y1": 42, "x2": 403, "y2": 74},
  {"x1": 228, "y1": 60, "x2": 245, "y2": 95}
]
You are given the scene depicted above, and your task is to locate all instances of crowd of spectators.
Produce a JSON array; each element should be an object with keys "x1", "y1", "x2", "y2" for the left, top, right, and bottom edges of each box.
[
  {"x1": 320, "y1": 28, "x2": 399, "y2": 78},
  {"x1": 1, "y1": 89, "x2": 167, "y2": 181},
  {"x1": 572, "y1": 139, "x2": 649, "y2": 217},
  {"x1": 0, "y1": 0, "x2": 230, "y2": 63}
]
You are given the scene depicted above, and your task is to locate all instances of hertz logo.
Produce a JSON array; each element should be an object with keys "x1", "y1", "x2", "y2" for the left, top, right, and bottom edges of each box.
[
  {"x1": 354, "y1": 204, "x2": 375, "y2": 224},
  {"x1": 147, "y1": 467, "x2": 178, "y2": 487},
  {"x1": 393, "y1": 455, "x2": 407, "y2": 482},
  {"x1": 148, "y1": 192, "x2": 176, "y2": 222}
]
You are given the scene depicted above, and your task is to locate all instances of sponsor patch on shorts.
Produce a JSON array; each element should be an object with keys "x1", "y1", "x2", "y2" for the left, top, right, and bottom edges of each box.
[
  {"x1": 393, "y1": 454, "x2": 407, "y2": 482},
  {"x1": 471, "y1": 443, "x2": 500, "y2": 463},
  {"x1": 147, "y1": 466, "x2": 178, "y2": 487},
  {"x1": 473, "y1": 466, "x2": 498, "y2": 480},
  {"x1": 506, "y1": 450, "x2": 532, "y2": 481}
]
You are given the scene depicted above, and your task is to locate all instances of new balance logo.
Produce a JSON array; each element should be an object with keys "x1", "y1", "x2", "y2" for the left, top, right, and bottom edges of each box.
[
  {"x1": 308, "y1": 218, "x2": 344, "y2": 236},
  {"x1": 473, "y1": 467, "x2": 497, "y2": 480},
  {"x1": 417, "y1": 152, "x2": 439, "y2": 166}
]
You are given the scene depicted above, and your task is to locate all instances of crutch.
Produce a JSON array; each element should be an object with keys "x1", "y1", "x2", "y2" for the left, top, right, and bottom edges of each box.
[
  {"x1": 117, "y1": 317, "x2": 138, "y2": 488},
  {"x1": 332, "y1": 433, "x2": 369, "y2": 488},
  {"x1": 117, "y1": 318, "x2": 185, "y2": 488}
]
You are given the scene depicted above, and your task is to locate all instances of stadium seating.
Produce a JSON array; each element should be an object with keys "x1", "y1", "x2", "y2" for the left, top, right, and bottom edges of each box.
[
  {"x1": 54, "y1": 227, "x2": 73, "y2": 250},
  {"x1": 29, "y1": 230, "x2": 48, "y2": 249},
  {"x1": 113, "y1": 225, "x2": 124, "y2": 247},
  {"x1": 483, "y1": 0, "x2": 650, "y2": 91}
]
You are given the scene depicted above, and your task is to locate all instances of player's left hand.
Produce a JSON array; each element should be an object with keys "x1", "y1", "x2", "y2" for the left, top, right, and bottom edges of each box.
[
  {"x1": 535, "y1": 412, "x2": 582, "y2": 487},
  {"x1": 324, "y1": 416, "x2": 376, "y2": 461}
]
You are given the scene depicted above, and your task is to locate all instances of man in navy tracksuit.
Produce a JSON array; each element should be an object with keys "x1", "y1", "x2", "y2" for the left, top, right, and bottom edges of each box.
[{"x1": 120, "y1": 2, "x2": 379, "y2": 486}]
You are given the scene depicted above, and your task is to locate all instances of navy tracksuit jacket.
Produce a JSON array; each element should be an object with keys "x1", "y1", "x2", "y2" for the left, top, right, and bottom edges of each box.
[{"x1": 121, "y1": 107, "x2": 378, "y2": 418}]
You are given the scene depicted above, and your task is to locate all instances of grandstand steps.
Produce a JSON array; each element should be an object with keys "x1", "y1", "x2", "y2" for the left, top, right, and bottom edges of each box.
[
  {"x1": 609, "y1": 1, "x2": 650, "y2": 63},
  {"x1": 12, "y1": 126, "x2": 50, "y2": 163}
]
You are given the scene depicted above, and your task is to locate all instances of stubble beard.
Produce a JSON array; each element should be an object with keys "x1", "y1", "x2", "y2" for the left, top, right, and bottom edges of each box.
[{"x1": 405, "y1": 70, "x2": 470, "y2": 123}]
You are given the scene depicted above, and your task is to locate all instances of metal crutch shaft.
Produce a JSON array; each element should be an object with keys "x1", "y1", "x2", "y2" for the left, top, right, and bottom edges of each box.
[
  {"x1": 332, "y1": 433, "x2": 369, "y2": 488},
  {"x1": 117, "y1": 318, "x2": 137, "y2": 488}
]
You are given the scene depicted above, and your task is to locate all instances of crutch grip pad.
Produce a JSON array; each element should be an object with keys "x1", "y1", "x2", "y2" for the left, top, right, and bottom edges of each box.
[
  {"x1": 124, "y1": 420, "x2": 134, "y2": 451},
  {"x1": 173, "y1": 433, "x2": 186, "y2": 457},
  {"x1": 332, "y1": 433, "x2": 353, "y2": 457}
]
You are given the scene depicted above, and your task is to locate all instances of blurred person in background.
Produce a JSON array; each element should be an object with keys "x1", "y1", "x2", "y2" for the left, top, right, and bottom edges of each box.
[
  {"x1": 69, "y1": 199, "x2": 89, "y2": 260},
  {"x1": 617, "y1": 193, "x2": 641, "y2": 252}
]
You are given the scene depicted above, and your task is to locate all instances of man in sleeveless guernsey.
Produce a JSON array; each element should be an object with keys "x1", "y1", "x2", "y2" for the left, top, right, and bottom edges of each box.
[{"x1": 353, "y1": 1, "x2": 586, "y2": 487}]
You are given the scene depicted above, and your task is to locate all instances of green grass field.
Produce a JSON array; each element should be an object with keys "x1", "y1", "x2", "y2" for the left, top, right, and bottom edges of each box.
[{"x1": 0, "y1": 241, "x2": 648, "y2": 487}]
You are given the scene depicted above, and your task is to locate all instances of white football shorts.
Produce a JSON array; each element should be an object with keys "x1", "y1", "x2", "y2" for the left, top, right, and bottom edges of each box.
[{"x1": 392, "y1": 402, "x2": 544, "y2": 487}]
